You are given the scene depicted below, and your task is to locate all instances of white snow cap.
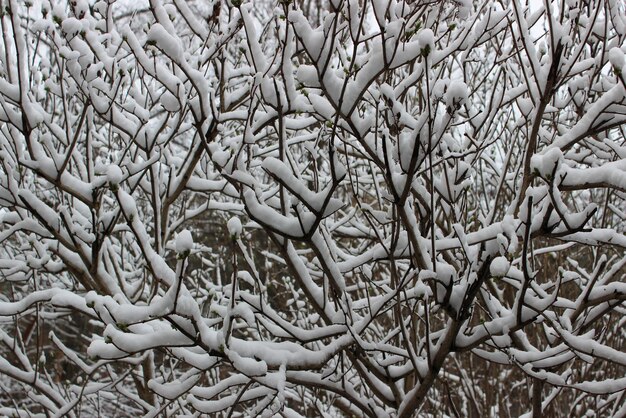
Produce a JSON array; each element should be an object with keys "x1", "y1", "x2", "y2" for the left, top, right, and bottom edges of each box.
[
  {"x1": 530, "y1": 147, "x2": 563, "y2": 178},
  {"x1": 175, "y1": 230, "x2": 193, "y2": 253},
  {"x1": 444, "y1": 81, "x2": 469, "y2": 108},
  {"x1": 417, "y1": 29, "x2": 435, "y2": 54},
  {"x1": 490, "y1": 256, "x2": 510, "y2": 277},
  {"x1": 106, "y1": 165, "x2": 124, "y2": 184},
  {"x1": 227, "y1": 217, "x2": 243, "y2": 238},
  {"x1": 609, "y1": 47, "x2": 625, "y2": 70}
]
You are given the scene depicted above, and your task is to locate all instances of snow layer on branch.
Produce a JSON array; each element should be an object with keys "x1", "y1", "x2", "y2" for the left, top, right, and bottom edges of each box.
[
  {"x1": 531, "y1": 147, "x2": 563, "y2": 179},
  {"x1": 146, "y1": 24, "x2": 183, "y2": 63},
  {"x1": 242, "y1": 189, "x2": 316, "y2": 238},
  {"x1": 261, "y1": 157, "x2": 343, "y2": 216},
  {"x1": 148, "y1": 374, "x2": 201, "y2": 400},
  {"x1": 288, "y1": 11, "x2": 325, "y2": 61},
  {"x1": 609, "y1": 47, "x2": 625, "y2": 70},
  {"x1": 228, "y1": 349, "x2": 268, "y2": 377}
]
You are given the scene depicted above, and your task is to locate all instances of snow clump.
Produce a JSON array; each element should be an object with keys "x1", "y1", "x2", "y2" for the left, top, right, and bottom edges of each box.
[
  {"x1": 609, "y1": 47, "x2": 625, "y2": 72},
  {"x1": 490, "y1": 256, "x2": 510, "y2": 277},
  {"x1": 444, "y1": 81, "x2": 469, "y2": 110},
  {"x1": 530, "y1": 147, "x2": 563, "y2": 179},
  {"x1": 106, "y1": 165, "x2": 124, "y2": 185},
  {"x1": 417, "y1": 29, "x2": 435, "y2": 56},
  {"x1": 176, "y1": 230, "x2": 193, "y2": 254},
  {"x1": 227, "y1": 217, "x2": 243, "y2": 239}
]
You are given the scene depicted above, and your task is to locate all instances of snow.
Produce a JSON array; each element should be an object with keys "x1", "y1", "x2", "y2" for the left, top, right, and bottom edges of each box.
[
  {"x1": 490, "y1": 256, "x2": 510, "y2": 277},
  {"x1": 175, "y1": 229, "x2": 193, "y2": 254},
  {"x1": 609, "y1": 47, "x2": 625, "y2": 70},
  {"x1": 146, "y1": 23, "x2": 183, "y2": 63},
  {"x1": 517, "y1": 97, "x2": 533, "y2": 116},
  {"x1": 296, "y1": 65, "x2": 320, "y2": 88},
  {"x1": 1, "y1": 1, "x2": 625, "y2": 416},
  {"x1": 61, "y1": 18, "x2": 82, "y2": 36},
  {"x1": 212, "y1": 149, "x2": 230, "y2": 167},
  {"x1": 530, "y1": 147, "x2": 563, "y2": 179},
  {"x1": 227, "y1": 217, "x2": 242, "y2": 238},
  {"x1": 458, "y1": 0, "x2": 472, "y2": 19},
  {"x1": 160, "y1": 91, "x2": 180, "y2": 112},
  {"x1": 444, "y1": 80, "x2": 468, "y2": 109},
  {"x1": 288, "y1": 11, "x2": 325, "y2": 61},
  {"x1": 149, "y1": 375, "x2": 201, "y2": 400},
  {"x1": 228, "y1": 350, "x2": 268, "y2": 377},
  {"x1": 417, "y1": 29, "x2": 435, "y2": 55},
  {"x1": 106, "y1": 165, "x2": 124, "y2": 184}
]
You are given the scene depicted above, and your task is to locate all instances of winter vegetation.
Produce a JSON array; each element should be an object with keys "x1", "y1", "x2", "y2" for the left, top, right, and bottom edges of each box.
[{"x1": 0, "y1": 0, "x2": 625, "y2": 416}]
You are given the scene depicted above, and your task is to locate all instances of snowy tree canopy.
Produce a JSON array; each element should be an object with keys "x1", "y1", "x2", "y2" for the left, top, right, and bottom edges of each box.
[{"x1": 0, "y1": 0, "x2": 625, "y2": 416}]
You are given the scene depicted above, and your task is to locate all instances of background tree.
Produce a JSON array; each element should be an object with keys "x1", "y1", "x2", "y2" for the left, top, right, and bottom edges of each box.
[{"x1": 0, "y1": 0, "x2": 625, "y2": 416}]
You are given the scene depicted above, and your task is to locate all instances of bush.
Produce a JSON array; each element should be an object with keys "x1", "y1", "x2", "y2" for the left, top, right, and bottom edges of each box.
[{"x1": 0, "y1": 0, "x2": 624, "y2": 416}]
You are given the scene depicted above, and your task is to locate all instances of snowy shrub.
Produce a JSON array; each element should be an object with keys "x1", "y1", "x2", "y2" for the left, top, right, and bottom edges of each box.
[{"x1": 0, "y1": 0, "x2": 625, "y2": 416}]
